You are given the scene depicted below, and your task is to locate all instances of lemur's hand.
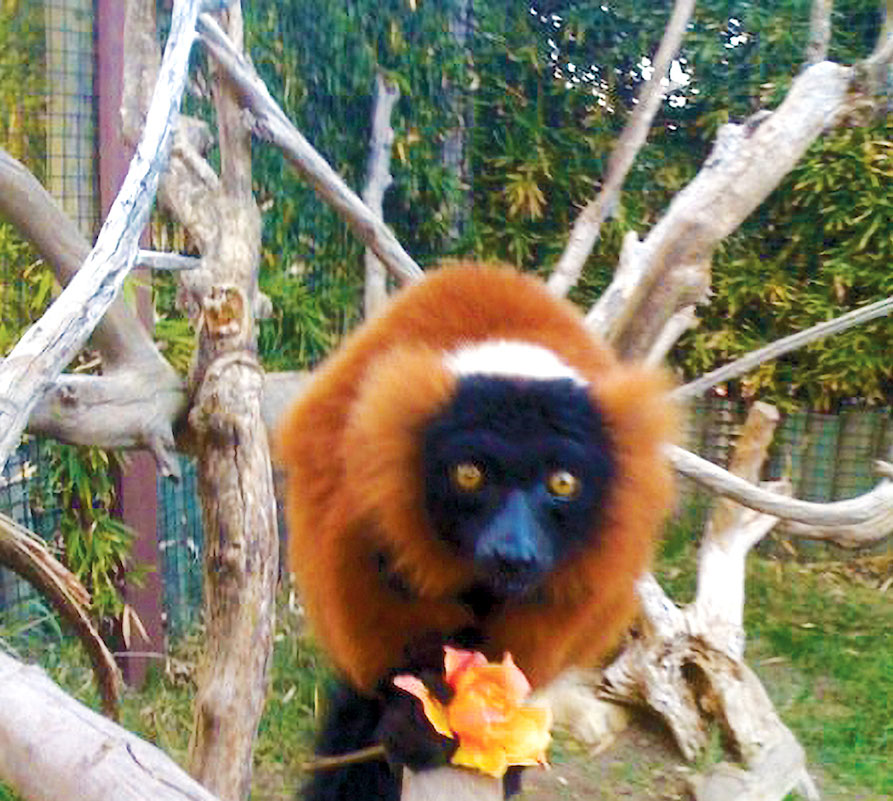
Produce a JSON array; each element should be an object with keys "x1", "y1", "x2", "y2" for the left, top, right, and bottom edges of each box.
[{"x1": 378, "y1": 669, "x2": 457, "y2": 771}]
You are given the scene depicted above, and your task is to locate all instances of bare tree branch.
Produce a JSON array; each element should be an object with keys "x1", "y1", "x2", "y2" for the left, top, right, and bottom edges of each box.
[
  {"x1": 601, "y1": 407, "x2": 821, "y2": 801},
  {"x1": 547, "y1": 0, "x2": 697, "y2": 297},
  {"x1": 24, "y1": 369, "x2": 306, "y2": 458},
  {"x1": 0, "y1": 0, "x2": 203, "y2": 471},
  {"x1": 586, "y1": 51, "x2": 893, "y2": 356},
  {"x1": 26, "y1": 371, "x2": 186, "y2": 477},
  {"x1": 778, "y1": 456, "x2": 893, "y2": 546},
  {"x1": 644, "y1": 305, "x2": 697, "y2": 367},
  {"x1": 195, "y1": 12, "x2": 424, "y2": 286},
  {"x1": 0, "y1": 650, "x2": 224, "y2": 801},
  {"x1": 668, "y1": 443, "x2": 893, "y2": 529},
  {"x1": 119, "y1": 4, "x2": 283, "y2": 797},
  {"x1": 0, "y1": 147, "x2": 166, "y2": 371},
  {"x1": 362, "y1": 72, "x2": 401, "y2": 318},
  {"x1": 691, "y1": 402, "x2": 782, "y2": 659},
  {"x1": 868, "y1": 1, "x2": 893, "y2": 65},
  {"x1": 136, "y1": 249, "x2": 201, "y2": 270},
  {"x1": 673, "y1": 295, "x2": 893, "y2": 400},
  {"x1": 0, "y1": 513, "x2": 121, "y2": 718},
  {"x1": 806, "y1": 0, "x2": 834, "y2": 64}
]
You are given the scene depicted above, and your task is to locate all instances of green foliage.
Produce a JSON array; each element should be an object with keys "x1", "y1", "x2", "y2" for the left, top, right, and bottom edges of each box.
[
  {"x1": 0, "y1": 0, "x2": 45, "y2": 174},
  {"x1": 675, "y1": 124, "x2": 893, "y2": 410},
  {"x1": 33, "y1": 443, "x2": 143, "y2": 620},
  {"x1": 214, "y1": 0, "x2": 890, "y2": 407},
  {"x1": 245, "y1": 0, "x2": 468, "y2": 369},
  {"x1": 466, "y1": 0, "x2": 886, "y2": 409},
  {"x1": 0, "y1": 223, "x2": 54, "y2": 357},
  {"x1": 469, "y1": 0, "x2": 640, "y2": 272},
  {"x1": 0, "y1": 783, "x2": 20, "y2": 801}
]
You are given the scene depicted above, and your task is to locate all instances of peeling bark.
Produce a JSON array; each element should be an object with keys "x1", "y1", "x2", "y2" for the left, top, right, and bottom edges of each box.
[{"x1": 188, "y1": 345, "x2": 278, "y2": 801}]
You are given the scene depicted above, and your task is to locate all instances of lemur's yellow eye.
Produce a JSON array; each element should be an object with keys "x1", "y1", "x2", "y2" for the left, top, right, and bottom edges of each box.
[
  {"x1": 452, "y1": 462, "x2": 484, "y2": 492},
  {"x1": 547, "y1": 469, "x2": 581, "y2": 498}
]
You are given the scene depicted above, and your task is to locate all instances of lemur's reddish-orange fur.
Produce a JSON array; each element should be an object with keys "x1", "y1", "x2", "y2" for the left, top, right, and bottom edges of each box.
[{"x1": 277, "y1": 263, "x2": 675, "y2": 692}]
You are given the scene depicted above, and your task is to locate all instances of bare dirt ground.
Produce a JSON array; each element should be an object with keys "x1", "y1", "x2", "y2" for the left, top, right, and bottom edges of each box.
[
  {"x1": 519, "y1": 713, "x2": 692, "y2": 801},
  {"x1": 254, "y1": 709, "x2": 891, "y2": 801}
]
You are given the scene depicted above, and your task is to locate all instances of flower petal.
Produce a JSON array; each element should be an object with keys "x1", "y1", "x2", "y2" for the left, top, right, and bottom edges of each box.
[
  {"x1": 393, "y1": 674, "x2": 453, "y2": 738},
  {"x1": 499, "y1": 652, "x2": 532, "y2": 702},
  {"x1": 451, "y1": 741, "x2": 510, "y2": 778},
  {"x1": 443, "y1": 646, "x2": 489, "y2": 687},
  {"x1": 495, "y1": 707, "x2": 552, "y2": 765}
]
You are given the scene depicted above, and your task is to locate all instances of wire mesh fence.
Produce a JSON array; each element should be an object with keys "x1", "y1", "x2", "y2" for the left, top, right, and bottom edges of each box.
[
  {"x1": 0, "y1": 439, "x2": 66, "y2": 647},
  {"x1": 680, "y1": 398, "x2": 893, "y2": 537},
  {"x1": 44, "y1": 0, "x2": 97, "y2": 237},
  {"x1": 157, "y1": 456, "x2": 204, "y2": 638}
]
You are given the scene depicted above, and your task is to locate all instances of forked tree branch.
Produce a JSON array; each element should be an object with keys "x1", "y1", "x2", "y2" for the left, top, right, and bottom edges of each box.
[
  {"x1": 586, "y1": 49, "x2": 893, "y2": 356},
  {"x1": 196, "y1": 12, "x2": 424, "y2": 286},
  {"x1": 547, "y1": 0, "x2": 697, "y2": 297},
  {"x1": 0, "y1": 0, "x2": 204, "y2": 471},
  {"x1": 602, "y1": 404, "x2": 821, "y2": 801}
]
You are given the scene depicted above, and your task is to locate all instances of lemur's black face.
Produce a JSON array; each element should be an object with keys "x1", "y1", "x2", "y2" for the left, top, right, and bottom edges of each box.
[{"x1": 422, "y1": 375, "x2": 615, "y2": 600}]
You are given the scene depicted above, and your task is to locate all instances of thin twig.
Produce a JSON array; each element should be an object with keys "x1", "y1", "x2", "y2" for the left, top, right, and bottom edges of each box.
[
  {"x1": 196, "y1": 13, "x2": 424, "y2": 286},
  {"x1": 672, "y1": 295, "x2": 893, "y2": 400},
  {"x1": 302, "y1": 745, "x2": 387, "y2": 772},
  {"x1": 547, "y1": 0, "x2": 697, "y2": 297}
]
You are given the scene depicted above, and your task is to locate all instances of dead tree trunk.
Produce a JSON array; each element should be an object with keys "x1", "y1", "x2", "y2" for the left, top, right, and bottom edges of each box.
[
  {"x1": 601, "y1": 403, "x2": 819, "y2": 801},
  {"x1": 120, "y1": 3, "x2": 278, "y2": 798}
]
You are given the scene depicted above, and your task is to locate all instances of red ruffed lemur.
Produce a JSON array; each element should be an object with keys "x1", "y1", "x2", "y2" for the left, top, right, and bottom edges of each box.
[{"x1": 276, "y1": 263, "x2": 675, "y2": 801}]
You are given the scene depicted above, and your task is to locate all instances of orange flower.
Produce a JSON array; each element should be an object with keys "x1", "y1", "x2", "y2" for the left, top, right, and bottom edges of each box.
[{"x1": 393, "y1": 647, "x2": 552, "y2": 778}]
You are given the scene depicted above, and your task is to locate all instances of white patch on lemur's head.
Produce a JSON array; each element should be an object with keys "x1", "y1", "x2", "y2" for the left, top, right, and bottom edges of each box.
[{"x1": 444, "y1": 339, "x2": 587, "y2": 385}]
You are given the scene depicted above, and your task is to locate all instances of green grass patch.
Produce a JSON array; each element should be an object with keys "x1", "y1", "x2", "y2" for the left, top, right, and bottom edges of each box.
[
  {"x1": 656, "y1": 518, "x2": 893, "y2": 797},
  {"x1": 744, "y1": 558, "x2": 892, "y2": 795},
  {"x1": 0, "y1": 599, "x2": 326, "y2": 800}
]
